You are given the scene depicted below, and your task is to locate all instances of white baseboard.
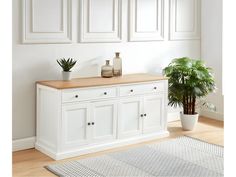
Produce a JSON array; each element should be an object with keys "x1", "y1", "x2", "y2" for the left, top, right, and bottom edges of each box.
[
  {"x1": 200, "y1": 110, "x2": 224, "y2": 121},
  {"x1": 12, "y1": 137, "x2": 36, "y2": 152},
  {"x1": 167, "y1": 112, "x2": 180, "y2": 122}
]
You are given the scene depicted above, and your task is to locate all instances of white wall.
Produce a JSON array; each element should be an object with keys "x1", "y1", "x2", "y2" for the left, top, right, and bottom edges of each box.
[
  {"x1": 201, "y1": 0, "x2": 224, "y2": 120},
  {"x1": 13, "y1": 0, "x2": 201, "y2": 140}
]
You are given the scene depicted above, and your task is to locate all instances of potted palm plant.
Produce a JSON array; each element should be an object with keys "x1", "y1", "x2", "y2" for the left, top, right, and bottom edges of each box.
[
  {"x1": 163, "y1": 57, "x2": 216, "y2": 130},
  {"x1": 57, "y1": 58, "x2": 77, "y2": 81}
]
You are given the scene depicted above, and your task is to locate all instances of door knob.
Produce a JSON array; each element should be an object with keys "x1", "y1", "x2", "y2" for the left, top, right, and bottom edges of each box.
[
  {"x1": 130, "y1": 89, "x2": 134, "y2": 92},
  {"x1": 141, "y1": 114, "x2": 143, "y2": 117},
  {"x1": 154, "y1": 87, "x2": 157, "y2": 90},
  {"x1": 88, "y1": 122, "x2": 91, "y2": 126},
  {"x1": 144, "y1": 113, "x2": 147, "y2": 117},
  {"x1": 75, "y1": 95, "x2": 78, "y2": 98},
  {"x1": 92, "y1": 122, "x2": 95, "y2": 125},
  {"x1": 104, "y1": 92, "x2": 107, "y2": 95}
]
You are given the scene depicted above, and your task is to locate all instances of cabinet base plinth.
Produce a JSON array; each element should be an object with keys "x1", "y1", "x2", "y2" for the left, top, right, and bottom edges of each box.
[{"x1": 35, "y1": 131, "x2": 169, "y2": 160}]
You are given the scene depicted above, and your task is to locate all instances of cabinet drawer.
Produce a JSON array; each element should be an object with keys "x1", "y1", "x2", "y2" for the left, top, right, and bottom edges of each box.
[
  {"x1": 62, "y1": 87, "x2": 117, "y2": 103},
  {"x1": 120, "y1": 82, "x2": 164, "y2": 97}
]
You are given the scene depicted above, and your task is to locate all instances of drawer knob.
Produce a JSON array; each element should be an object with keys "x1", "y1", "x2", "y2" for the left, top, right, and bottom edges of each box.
[
  {"x1": 104, "y1": 92, "x2": 107, "y2": 95},
  {"x1": 88, "y1": 122, "x2": 91, "y2": 126},
  {"x1": 154, "y1": 87, "x2": 157, "y2": 90},
  {"x1": 144, "y1": 113, "x2": 147, "y2": 117},
  {"x1": 92, "y1": 122, "x2": 95, "y2": 125},
  {"x1": 130, "y1": 89, "x2": 134, "y2": 92},
  {"x1": 140, "y1": 114, "x2": 144, "y2": 117},
  {"x1": 75, "y1": 95, "x2": 78, "y2": 98}
]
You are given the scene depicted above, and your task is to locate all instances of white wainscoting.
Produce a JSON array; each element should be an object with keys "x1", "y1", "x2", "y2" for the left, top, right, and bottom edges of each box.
[
  {"x1": 21, "y1": 0, "x2": 201, "y2": 44},
  {"x1": 22, "y1": 0, "x2": 72, "y2": 44},
  {"x1": 79, "y1": 0, "x2": 122, "y2": 43},
  {"x1": 12, "y1": 137, "x2": 36, "y2": 152},
  {"x1": 129, "y1": 0, "x2": 164, "y2": 41},
  {"x1": 169, "y1": 0, "x2": 200, "y2": 40}
]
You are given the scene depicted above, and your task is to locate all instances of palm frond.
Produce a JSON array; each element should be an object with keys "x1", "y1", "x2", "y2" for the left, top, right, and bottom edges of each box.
[{"x1": 163, "y1": 57, "x2": 216, "y2": 115}]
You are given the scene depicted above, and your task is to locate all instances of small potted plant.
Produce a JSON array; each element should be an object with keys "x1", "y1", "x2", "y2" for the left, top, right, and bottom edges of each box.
[
  {"x1": 163, "y1": 57, "x2": 216, "y2": 130},
  {"x1": 57, "y1": 58, "x2": 77, "y2": 81}
]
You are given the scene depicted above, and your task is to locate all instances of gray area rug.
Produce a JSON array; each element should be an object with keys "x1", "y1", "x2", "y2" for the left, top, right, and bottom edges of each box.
[{"x1": 46, "y1": 136, "x2": 224, "y2": 177}]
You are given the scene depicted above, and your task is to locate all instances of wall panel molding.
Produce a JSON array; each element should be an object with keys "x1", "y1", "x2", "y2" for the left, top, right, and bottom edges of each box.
[
  {"x1": 169, "y1": 0, "x2": 200, "y2": 40},
  {"x1": 80, "y1": 0, "x2": 122, "y2": 43},
  {"x1": 22, "y1": 0, "x2": 72, "y2": 44},
  {"x1": 129, "y1": 0, "x2": 164, "y2": 42}
]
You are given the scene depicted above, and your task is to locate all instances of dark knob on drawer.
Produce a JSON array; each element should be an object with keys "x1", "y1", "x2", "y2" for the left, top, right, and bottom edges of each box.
[
  {"x1": 104, "y1": 92, "x2": 107, "y2": 95},
  {"x1": 140, "y1": 114, "x2": 144, "y2": 117},
  {"x1": 130, "y1": 89, "x2": 134, "y2": 92},
  {"x1": 92, "y1": 122, "x2": 95, "y2": 125},
  {"x1": 154, "y1": 87, "x2": 157, "y2": 90},
  {"x1": 75, "y1": 95, "x2": 78, "y2": 98},
  {"x1": 88, "y1": 122, "x2": 91, "y2": 126},
  {"x1": 144, "y1": 113, "x2": 147, "y2": 117}
]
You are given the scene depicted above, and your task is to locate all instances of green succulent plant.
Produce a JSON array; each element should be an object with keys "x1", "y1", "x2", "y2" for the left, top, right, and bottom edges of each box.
[
  {"x1": 57, "y1": 58, "x2": 77, "y2": 72},
  {"x1": 163, "y1": 57, "x2": 216, "y2": 115}
]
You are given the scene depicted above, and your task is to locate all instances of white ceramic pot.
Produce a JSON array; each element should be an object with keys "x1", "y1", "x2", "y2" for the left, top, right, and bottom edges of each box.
[
  {"x1": 180, "y1": 113, "x2": 199, "y2": 131},
  {"x1": 62, "y1": 71, "x2": 71, "y2": 81}
]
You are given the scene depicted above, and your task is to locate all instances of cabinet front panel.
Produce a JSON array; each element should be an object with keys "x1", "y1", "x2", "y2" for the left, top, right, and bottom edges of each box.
[
  {"x1": 65, "y1": 109, "x2": 87, "y2": 142},
  {"x1": 118, "y1": 98, "x2": 142, "y2": 138},
  {"x1": 143, "y1": 95, "x2": 163, "y2": 133},
  {"x1": 123, "y1": 102, "x2": 139, "y2": 131},
  {"x1": 119, "y1": 82, "x2": 164, "y2": 97},
  {"x1": 92, "y1": 101, "x2": 117, "y2": 141},
  {"x1": 62, "y1": 104, "x2": 90, "y2": 149},
  {"x1": 62, "y1": 87, "x2": 117, "y2": 103}
]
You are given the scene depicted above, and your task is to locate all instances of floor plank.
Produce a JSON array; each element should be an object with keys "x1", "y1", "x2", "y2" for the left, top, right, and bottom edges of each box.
[{"x1": 13, "y1": 117, "x2": 224, "y2": 177}]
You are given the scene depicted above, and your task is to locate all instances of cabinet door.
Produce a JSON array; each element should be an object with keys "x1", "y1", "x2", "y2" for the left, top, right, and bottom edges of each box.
[
  {"x1": 61, "y1": 103, "x2": 91, "y2": 150},
  {"x1": 118, "y1": 97, "x2": 143, "y2": 138},
  {"x1": 143, "y1": 95, "x2": 164, "y2": 134},
  {"x1": 91, "y1": 100, "x2": 117, "y2": 142}
]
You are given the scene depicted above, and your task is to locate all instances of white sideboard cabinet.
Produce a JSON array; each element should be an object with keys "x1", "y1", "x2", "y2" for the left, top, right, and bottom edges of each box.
[{"x1": 36, "y1": 73, "x2": 169, "y2": 160}]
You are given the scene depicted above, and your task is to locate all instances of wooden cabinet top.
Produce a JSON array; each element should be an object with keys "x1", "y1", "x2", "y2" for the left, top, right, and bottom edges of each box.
[{"x1": 37, "y1": 73, "x2": 168, "y2": 89}]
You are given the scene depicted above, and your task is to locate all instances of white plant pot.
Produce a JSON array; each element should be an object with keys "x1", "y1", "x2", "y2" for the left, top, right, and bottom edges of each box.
[
  {"x1": 62, "y1": 71, "x2": 71, "y2": 81},
  {"x1": 180, "y1": 113, "x2": 199, "y2": 131}
]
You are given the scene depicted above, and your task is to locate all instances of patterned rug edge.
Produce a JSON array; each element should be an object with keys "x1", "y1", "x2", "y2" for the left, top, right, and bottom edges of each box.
[
  {"x1": 183, "y1": 135, "x2": 224, "y2": 147},
  {"x1": 45, "y1": 166, "x2": 62, "y2": 177},
  {"x1": 45, "y1": 136, "x2": 224, "y2": 177}
]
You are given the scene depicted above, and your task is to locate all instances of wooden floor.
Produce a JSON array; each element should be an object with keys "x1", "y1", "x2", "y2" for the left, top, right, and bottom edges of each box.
[{"x1": 13, "y1": 117, "x2": 224, "y2": 177}]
